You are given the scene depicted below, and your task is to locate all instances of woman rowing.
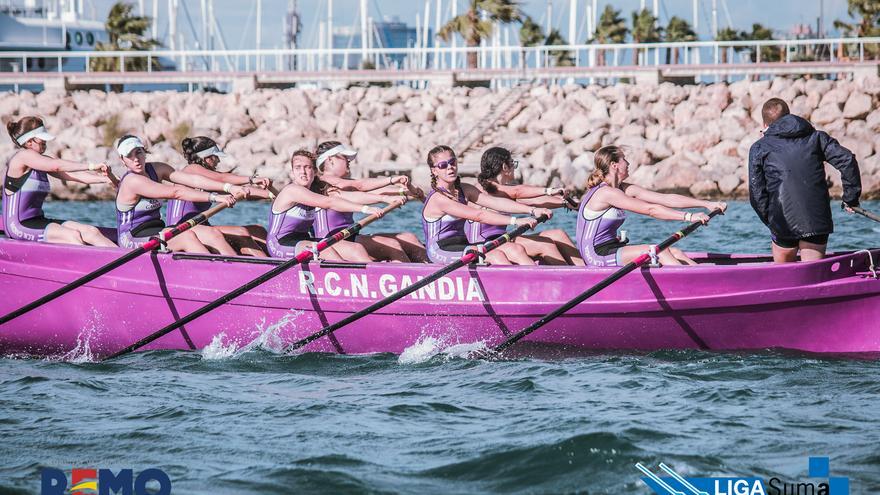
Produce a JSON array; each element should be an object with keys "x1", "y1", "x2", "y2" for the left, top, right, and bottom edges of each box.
[
  {"x1": 268, "y1": 149, "x2": 396, "y2": 261},
  {"x1": 165, "y1": 136, "x2": 272, "y2": 257},
  {"x1": 578, "y1": 145, "x2": 726, "y2": 267},
  {"x1": 314, "y1": 140, "x2": 427, "y2": 262},
  {"x1": 470, "y1": 146, "x2": 584, "y2": 266},
  {"x1": 3, "y1": 116, "x2": 116, "y2": 246},
  {"x1": 115, "y1": 135, "x2": 245, "y2": 253},
  {"x1": 422, "y1": 145, "x2": 544, "y2": 265}
]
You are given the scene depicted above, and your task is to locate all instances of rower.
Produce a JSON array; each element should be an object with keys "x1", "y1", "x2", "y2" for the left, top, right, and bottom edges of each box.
[
  {"x1": 267, "y1": 149, "x2": 386, "y2": 261},
  {"x1": 468, "y1": 146, "x2": 583, "y2": 265},
  {"x1": 422, "y1": 145, "x2": 539, "y2": 265},
  {"x1": 3, "y1": 116, "x2": 116, "y2": 247},
  {"x1": 577, "y1": 145, "x2": 725, "y2": 267},
  {"x1": 315, "y1": 140, "x2": 427, "y2": 262},
  {"x1": 114, "y1": 135, "x2": 241, "y2": 253},
  {"x1": 166, "y1": 136, "x2": 272, "y2": 257}
]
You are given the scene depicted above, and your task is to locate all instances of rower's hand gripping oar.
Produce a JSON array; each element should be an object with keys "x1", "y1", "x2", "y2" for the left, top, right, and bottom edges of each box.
[
  {"x1": 848, "y1": 204, "x2": 880, "y2": 223},
  {"x1": 102, "y1": 201, "x2": 404, "y2": 361},
  {"x1": 492, "y1": 209, "x2": 724, "y2": 355},
  {"x1": 282, "y1": 214, "x2": 550, "y2": 354},
  {"x1": 0, "y1": 194, "x2": 242, "y2": 326}
]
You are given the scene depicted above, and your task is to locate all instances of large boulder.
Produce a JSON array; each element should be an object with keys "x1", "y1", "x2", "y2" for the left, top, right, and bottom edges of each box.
[
  {"x1": 811, "y1": 104, "x2": 843, "y2": 125},
  {"x1": 842, "y1": 92, "x2": 873, "y2": 120}
]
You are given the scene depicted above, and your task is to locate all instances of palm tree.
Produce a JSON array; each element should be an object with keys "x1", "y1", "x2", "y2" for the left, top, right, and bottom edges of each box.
[
  {"x1": 545, "y1": 28, "x2": 575, "y2": 67},
  {"x1": 631, "y1": 8, "x2": 661, "y2": 66},
  {"x1": 90, "y1": 2, "x2": 161, "y2": 73},
  {"x1": 834, "y1": 0, "x2": 880, "y2": 59},
  {"x1": 664, "y1": 16, "x2": 696, "y2": 64},
  {"x1": 715, "y1": 27, "x2": 742, "y2": 64},
  {"x1": 593, "y1": 5, "x2": 628, "y2": 66},
  {"x1": 437, "y1": 0, "x2": 523, "y2": 69},
  {"x1": 519, "y1": 15, "x2": 544, "y2": 67},
  {"x1": 742, "y1": 23, "x2": 779, "y2": 63}
]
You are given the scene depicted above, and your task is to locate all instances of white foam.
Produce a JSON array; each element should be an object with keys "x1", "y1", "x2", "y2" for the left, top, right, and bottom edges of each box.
[
  {"x1": 398, "y1": 335, "x2": 490, "y2": 364},
  {"x1": 201, "y1": 332, "x2": 238, "y2": 360},
  {"x1": 59, "y1": 331, "x2": 97, "y2": 363}
]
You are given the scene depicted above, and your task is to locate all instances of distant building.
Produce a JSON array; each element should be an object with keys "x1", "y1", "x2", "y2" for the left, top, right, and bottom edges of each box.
[{"x1": 332, "y1": 16, "x2": 431, "y2": 69}]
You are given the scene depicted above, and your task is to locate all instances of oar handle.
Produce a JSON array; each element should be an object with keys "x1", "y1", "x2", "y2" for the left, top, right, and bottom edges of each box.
[
  {"x1": 283, "y1": 213, "x2": 550, "y2": 353},
  {"x1": 102, "y1": 200, "x2": 405, "y2": 361},
  {"x1": 852, "y1": 206, "x2": 880, "y2": 223}
]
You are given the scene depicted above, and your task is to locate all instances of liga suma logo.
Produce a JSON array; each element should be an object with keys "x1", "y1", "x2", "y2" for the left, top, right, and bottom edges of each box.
[
  {"x1": 637, "y1": 457, "x2": 849, "y2": 495},
  {"x1": 41, "y1": 468, "x2": 171, "y2": 495}
]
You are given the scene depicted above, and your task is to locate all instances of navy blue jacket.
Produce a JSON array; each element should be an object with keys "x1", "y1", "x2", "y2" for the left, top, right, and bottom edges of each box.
[{"x1": 748, "y1": 114, "x2": 861, "y2": 239}]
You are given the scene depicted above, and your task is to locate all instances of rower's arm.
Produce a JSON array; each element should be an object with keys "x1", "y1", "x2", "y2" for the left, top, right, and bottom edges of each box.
[
  {"x1": 624, "y1": 183, "x2": 712, "y2": 209},
  {"x1": 16, "y1": 150, "x2": 94, "y2": 174},
  {"x1": 819, "y1": 131, "x2": 862, "y2": 207},
  {"x1": 603, "y1": 186, "x2": 689, "y2": 222},
  {"x1": 165, "y1": 167, "x2": 249, "y2": 197},
  {"x1": 430, "y1": 193, "x2": 516, "y2": 226},
  {"x1": 335, "y1": 190, "x2": 390, "y2": 205},
  {"x1": 123, "y1": 173, "x2": 214, "y2": 203},
  {"x1": 287, "y1": 185, "x2": 370, "y2": 214},
  {"x1": 517, "y1": 195, "x2": 566, "y2": 208},
  {"x1": 182, "y1": 164, "x2": 251, "y2": 186},
  {"x1": 465, "y1": 183, "x2": 533, "y2": 214},
  {"x1": 493, "y1": 183, "x2": 554, "y2": 199},
  {"x1": 332, "y1": 175, "x2": 408, "y2": 192},
  {"x1": 52, "y1": 170, "x2": 112, "y2": 185}
]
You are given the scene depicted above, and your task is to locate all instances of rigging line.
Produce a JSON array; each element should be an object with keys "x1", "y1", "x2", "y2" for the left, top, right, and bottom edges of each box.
[
  {"x1": 306, "y1": 0, "x2": 325, "y2": 49},
  {"x1": 236, "y1": 0, "x2": 256, "y2": 50},
  {"x1": 179, "y1": 0, "x2": 210, "y2": 67},
  {"x1": 720, "y1": 0, "x2": 733, "y2": 29}
]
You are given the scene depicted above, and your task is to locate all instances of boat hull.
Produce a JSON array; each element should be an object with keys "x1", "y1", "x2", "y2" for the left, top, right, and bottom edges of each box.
[{"x1": 1, "y1": 239, "x2": 879, "y2": 357}]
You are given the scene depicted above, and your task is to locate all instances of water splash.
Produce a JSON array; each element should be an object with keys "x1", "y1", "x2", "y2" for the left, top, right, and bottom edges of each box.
[
  {"x1": 58, "y1": 330, "x2": 97, "y2": 363},
  {"x1": 201, "y1": 332, "x2": 238, "y2": 360},
  {"x1": 199, "y1": 310, "x2": 305, "y2": 360},
  {"x1": 398, "y1": 335, "x2": 489, "y2": 365}
]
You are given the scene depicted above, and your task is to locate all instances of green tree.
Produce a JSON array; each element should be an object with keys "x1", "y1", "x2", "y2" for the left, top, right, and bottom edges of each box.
[
  {"x1": 593, "y1": 5, "x2": 628, "y2": 66},
  {"x1": 90, "y1": 2, "x2": 161, "y2": 73},
  {"x1": 545, "y1": 28, "x2": 575, "y2": 67},
  {"x1": 664, "y1": 16, "x2": 696, "y2": 64},
  {"x1": 742, "y1": 23, "x2": 780, "y2": 62},
  {"x1": 833, "y1": 0, "x2": 880, "y2": 59},
  {"x1": 715, "y1": 26, "x2": 743, "y2": 64},
  {"x1": 437, "y1": 0, "x2": 523, "y2": 69},
  {"x1": 518, "y1": 16, "x2": 572, "y2": 67},
  {"x1": 631, "y1": 8, "x2": 661, "y2": 65}
]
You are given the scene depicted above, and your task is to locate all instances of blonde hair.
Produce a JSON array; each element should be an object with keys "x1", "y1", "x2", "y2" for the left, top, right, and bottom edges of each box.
[{"x1": 586, "y1": 145, "x2": 625, "y2": 189}]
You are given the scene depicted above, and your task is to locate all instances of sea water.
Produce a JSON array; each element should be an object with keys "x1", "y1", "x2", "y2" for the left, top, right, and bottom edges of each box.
[{"x1": 1, "y1": 201, "x2": 878, "y2": 494}]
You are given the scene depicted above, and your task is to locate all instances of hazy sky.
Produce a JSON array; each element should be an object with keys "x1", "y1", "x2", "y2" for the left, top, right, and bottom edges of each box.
[{"x1": 88, "y1": 0, "x2": 853, "y2": 51}]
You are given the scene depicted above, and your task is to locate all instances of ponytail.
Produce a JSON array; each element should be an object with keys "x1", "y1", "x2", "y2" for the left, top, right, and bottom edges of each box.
[
  {"x1": 587, "y1": 145, "x2": 624, "y2": 189},
  {"x1": 181, "y1": 136, "x2": 217, "y2": 167},
  {"x1": 6, "y1": 116, "x2": 45, "y2": 148},
  {"x1": 478, "y1": 146, "x2": 511, "y2": 194}
]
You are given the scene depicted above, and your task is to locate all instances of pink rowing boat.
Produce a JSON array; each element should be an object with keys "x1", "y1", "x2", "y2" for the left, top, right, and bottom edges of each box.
[{"x1": 0, "y1": 237, "x2": 879, "y2": 358}]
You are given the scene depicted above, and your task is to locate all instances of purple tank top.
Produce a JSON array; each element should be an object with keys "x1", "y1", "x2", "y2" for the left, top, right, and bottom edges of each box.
[
  {"x1": 267, "y1": 200, "x2": 315, "y2": 240},
  {"x1": 466, "y1": 219, "x2": 506, "y2": 243},
  {"x1": 313, "y1": 208, "x2": 353, "y2": 238},
  {"x1": 116, "y1": 164, "x2": 163, "y2": 243},
  {"x1": 576, "y1": 183, "x2": 627, "y2": 266},
  {"x1": 2, "y1": 152, "x2": 52, "y2": 242},
  {"x1": 166, "y1": 198, "x2": 211, "y2": 226},
  {"x1": 422, "y1": 187, "x2": 469, "y2": 262}
]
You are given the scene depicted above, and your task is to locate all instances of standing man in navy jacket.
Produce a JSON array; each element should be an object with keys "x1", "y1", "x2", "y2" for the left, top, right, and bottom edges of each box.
[{"x1": 749, "y1": 98, "x2": 861, "y2": 263}]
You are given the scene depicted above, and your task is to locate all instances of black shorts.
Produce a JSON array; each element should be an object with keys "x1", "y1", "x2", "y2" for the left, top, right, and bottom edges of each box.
[
  {"x1": 772, "y1": 234, "x2": 829, "y2": 249},
  {"x1": 594, "y1": 238, "x2": 629, "y2": 256},
  {"x1": 279, "y1": 232, "x2": 318, "y2": 246},
  {"x1": 131, "y1": 219, "x2": 166, "y2": 238},
  {"x1": 438, "y1": 235, "x2": 471, "y2": 252},
  {"x1": 21, "y1": 216, "x2": 62, "y2": 229}
]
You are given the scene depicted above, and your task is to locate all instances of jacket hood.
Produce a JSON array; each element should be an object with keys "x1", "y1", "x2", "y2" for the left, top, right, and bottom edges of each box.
[{"x1": 764, "y1": 114, "x2": 814, "y2": 138}]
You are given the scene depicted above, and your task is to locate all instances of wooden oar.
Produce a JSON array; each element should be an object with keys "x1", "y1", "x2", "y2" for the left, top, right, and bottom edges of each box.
[
  {"x1": 102, "y1": 201, "x2": 404, "y2": 361},
  {"x1": 852, "y1": 205, "x2": 880, "y2": 223},
  {"x1": 492, "y1": 209, "x2": 723, "y2": 354},
  {"x1": 0, "y1": 196, "x2": 240, "y2": 326},
  {"x1": 282, "y1": 214, "x2": 550, "y2": 353}
]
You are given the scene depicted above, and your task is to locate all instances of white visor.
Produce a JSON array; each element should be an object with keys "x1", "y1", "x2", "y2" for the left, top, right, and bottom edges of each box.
[
  {"x1": 317, "y1": 145, "x2": 358, "y2": 168},
  {"x1": 16, "y1": 126, "x2": 55, "y2": 146},
  {"x1": 195, "y1": 145, "x2": 228, "y2": 160},
  {"x1": 117, "y1": 136, "x2": 146, "y2": 157}
]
